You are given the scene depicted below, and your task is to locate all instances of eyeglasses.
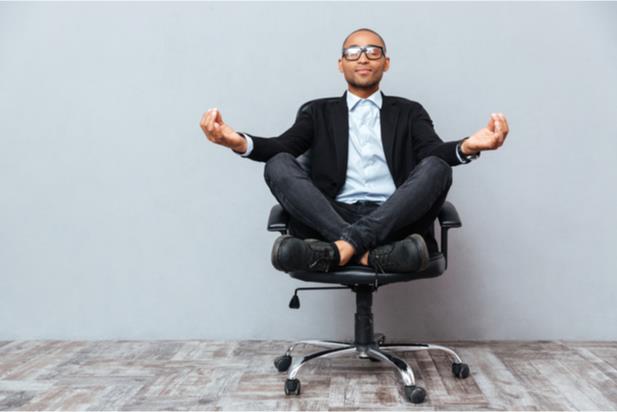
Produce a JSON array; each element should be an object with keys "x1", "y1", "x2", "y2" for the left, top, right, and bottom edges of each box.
[{"x1": 341, "y1": 45, "x2": 385, "y2": 61}]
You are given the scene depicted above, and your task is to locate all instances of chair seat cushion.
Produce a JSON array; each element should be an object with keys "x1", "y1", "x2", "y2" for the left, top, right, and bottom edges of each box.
[{"x1": 288, "y1": 253, "x2": 446, "y2": 286}]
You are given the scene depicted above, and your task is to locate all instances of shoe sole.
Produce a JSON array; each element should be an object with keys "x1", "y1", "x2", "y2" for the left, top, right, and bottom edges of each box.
[
  {"x1": 410, "y1": 233, "x2": 430, "y2": 271},
  {"x1": 271, "y1": 234, "x2": 293, "y2": 272}
]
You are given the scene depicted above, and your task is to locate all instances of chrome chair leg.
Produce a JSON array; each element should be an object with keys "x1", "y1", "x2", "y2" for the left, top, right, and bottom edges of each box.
[
  {"x1": 379, "y1": 343, "x2": 464, "y2": 364},
  {"x1": 284, "y1": 339, "x2": 351, "y2": 356},
  {"x1": 366, "y1": 347, "x2": 416, "y2": 387},
  {"x1": 287, "y1": 346, "x2": 356, "y2": 380}
]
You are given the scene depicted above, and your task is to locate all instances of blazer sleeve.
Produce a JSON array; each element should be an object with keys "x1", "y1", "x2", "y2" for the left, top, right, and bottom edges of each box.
[
  {"x1": 410, "y1": 103, "x2": 466, "y2": 166},
  {"x1": 237, "y1": 104, "x2": 314, "y2": 162}
]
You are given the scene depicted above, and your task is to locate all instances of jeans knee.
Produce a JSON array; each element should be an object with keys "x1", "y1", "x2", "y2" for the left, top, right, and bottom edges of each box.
[
  {"x1": 264, "y1": 152, "x2": 295, "y2": 183},
  {"x1": 420, "y1": 155, "x2": 452, "y2": 183}
]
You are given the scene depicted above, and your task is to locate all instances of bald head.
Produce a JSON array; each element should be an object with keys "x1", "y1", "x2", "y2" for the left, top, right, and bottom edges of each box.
[{"x1": 341, "y1": 28, "x2": 387, "y2": 55}]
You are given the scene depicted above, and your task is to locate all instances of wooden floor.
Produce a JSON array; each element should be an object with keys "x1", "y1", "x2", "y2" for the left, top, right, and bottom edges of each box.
[{"x1": 0, "y1": 340, "x2": 616, "y2": 410}]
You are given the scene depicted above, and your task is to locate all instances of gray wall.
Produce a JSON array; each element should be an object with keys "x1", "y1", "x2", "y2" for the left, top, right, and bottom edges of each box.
[{"x1": 1, "y1": 2, "x2": 616, "y2": 341}]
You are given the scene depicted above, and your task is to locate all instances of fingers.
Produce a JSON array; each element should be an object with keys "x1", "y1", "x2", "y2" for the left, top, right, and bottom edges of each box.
[
  {"x1": 201, "y1": 109, "x2": 213, "y2": 131},
  {"x1": 475, "y1": 112, "x2": 510, "y2": 151},
  {"x1": 214, "y1": 108, "x2": 224, "y2": 125},
  {"x1": 491, "y1": 114, "x2": 506, "y2": 149},
  {"x1": 206, "y1": 108, "x2": 217, "y2": 131},
  {"x1": 477, "y1": 127, "x2": 503, "y2": 151},
  {"x1": 487, "y1": 115, "x2": 496, "y2": 132},
  {"x1": 499, "y1": 113, "x2": 509, "y2": 137},
  {"x1": 201, "y1": 108, "x2": 221, "y2": 142},
  {"x1": 200, "y1": 111, "x2": 209, "y2": 131},
  {"x1": 492, "y1": 115, "x2": 502, "y2": 149},
  {"x1": 492, "y1": 113, "x2": 503, "y2": 136},
  {"x1": 492, "y1": 112, "x2": 509, "y2": 139}
]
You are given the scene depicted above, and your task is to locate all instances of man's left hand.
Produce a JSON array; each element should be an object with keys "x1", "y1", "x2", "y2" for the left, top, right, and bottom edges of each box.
[{"x1": 462, "y1": 113, "x2": 510, "y2": 155}]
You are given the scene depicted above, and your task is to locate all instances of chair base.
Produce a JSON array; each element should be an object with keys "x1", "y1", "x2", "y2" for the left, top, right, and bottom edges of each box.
[
  {"x1": 273, "y1": 286, "x2": 470, "y2": 403},
  {"x1": 274, "y1": 337, "x2": 470, "y2": 404}
]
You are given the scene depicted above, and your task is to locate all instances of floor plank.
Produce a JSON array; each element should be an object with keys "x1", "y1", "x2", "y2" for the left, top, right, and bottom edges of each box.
[{"x1": 0, "y1": 340, "x2": 616, "y2": 410}]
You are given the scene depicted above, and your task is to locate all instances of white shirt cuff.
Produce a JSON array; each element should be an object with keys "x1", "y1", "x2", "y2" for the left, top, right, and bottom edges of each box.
[
  {"x1": 455, "y1": 142, "x2": 466, "y2": 163},
  {"x1": 236, "y1": 133, "x2": 254, "y2": 157}
]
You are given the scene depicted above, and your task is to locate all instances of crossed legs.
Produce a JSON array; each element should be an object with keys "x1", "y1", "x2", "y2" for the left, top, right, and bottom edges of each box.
[{"x1": 263, "y1": 152, "x2": 452, "y2": 266}]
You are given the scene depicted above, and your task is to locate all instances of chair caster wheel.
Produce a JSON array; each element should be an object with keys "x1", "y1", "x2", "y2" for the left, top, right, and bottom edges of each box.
[
  {"x1": 405, "y1": 385, "x2": 426, "y2": 403},
  {"x1": 284, "y1": 378, "x2": 301, "y2": 395},
  {"x1": 274, "y1": 355, "x2": 292, "y2": 372},
  {"x1": 452, "y1": 362, "x2": 470, "y2": 379}
]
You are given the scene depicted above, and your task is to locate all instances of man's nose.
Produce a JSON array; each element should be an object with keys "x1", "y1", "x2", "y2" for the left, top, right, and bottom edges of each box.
[{"x1": 358, "y1": 52, "x2": 370, "y2": 63}]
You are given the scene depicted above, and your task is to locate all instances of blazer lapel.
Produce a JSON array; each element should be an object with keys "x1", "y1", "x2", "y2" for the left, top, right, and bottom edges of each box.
[
  {"x1": 379, "y1": 91, "x2": 399, "y2": 176},
  {"x1": 332, "y1": 91, "x2": 349, "y2": 181}
]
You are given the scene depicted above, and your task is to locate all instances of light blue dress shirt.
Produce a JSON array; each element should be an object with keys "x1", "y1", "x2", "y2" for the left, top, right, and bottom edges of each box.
[
  {"x1": 335, "y1": 89, "x2": 395, "y2": 204},
  {"x1": 237, "y1": 89, "x2": 471, "y2": 204}
]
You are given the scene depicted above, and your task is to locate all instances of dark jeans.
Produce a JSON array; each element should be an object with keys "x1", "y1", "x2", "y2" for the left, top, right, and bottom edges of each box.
[{"x1": 263, "y1": 152, "x2": 453, "y2": 258}]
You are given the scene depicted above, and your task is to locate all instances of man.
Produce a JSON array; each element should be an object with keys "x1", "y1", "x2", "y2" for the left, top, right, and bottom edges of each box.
[{"x1": 200, "y1": 28, "x2": 510, "y2": 273}]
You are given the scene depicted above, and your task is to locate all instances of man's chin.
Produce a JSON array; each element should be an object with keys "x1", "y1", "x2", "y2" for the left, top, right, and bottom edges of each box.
[{"x1": 350, "y1": 80, "x2": 379, "y2": 90}]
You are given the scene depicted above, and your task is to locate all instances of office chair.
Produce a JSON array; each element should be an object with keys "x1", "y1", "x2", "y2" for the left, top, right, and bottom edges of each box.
[
  {"x1": 267, "y1": 201, "x2": 470, "y2": 404},
  {"x1": 263, "y1": 101, "x2": 470, "y2": 403}
]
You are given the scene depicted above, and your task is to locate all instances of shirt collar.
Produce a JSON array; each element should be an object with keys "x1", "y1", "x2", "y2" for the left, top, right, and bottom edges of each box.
[{"x1": 346, "y1": 89, "x2": 383, "y2": 111}]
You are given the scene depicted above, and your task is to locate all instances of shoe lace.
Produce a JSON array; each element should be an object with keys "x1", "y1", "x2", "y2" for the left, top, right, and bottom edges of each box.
[
  {"x1": 308, "y1": 249, "x2": 332, "y2": 272},
  {"x1": 372, "y1": 258, "x2": 386, "y2": 275},
  {"x1": 370, "y1": 248, "x2": 387, "y2": 275},
  {"x1": 369, "y1": 254, "x2": 385, "y2": 289}
]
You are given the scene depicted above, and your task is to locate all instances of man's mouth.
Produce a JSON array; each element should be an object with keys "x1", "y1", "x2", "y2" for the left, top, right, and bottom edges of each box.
[{"x1": 356, "y1": 69, "x2": 372, "y2": 75}]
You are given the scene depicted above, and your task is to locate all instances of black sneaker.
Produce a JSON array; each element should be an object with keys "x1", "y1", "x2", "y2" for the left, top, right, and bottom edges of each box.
[
  {"x1": 367, "y1": 234, "x2": 429, "y2": 273},
  {"x1": 271, "y1": 235, "x2": 341, "y2": 273}
]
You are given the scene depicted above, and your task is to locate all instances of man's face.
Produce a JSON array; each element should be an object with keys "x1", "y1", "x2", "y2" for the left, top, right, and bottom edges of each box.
[{"x1": 338, "y1": 31, "x2": 390, "y2": 91}]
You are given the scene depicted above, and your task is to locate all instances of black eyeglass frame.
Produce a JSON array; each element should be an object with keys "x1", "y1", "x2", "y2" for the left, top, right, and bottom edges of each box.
[{"x1": 341, "y1": 44, "x2": 386, "y2": 61}]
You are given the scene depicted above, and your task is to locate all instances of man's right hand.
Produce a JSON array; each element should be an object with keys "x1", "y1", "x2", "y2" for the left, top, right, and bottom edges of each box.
[{"x1": 200, "y1": 108, "x2": 247, "y2": 153}]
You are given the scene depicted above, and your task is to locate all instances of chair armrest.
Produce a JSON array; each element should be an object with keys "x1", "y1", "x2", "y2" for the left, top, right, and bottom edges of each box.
[
  {"x1": 268, "y1": 204, "x2": 290, "y2": 233},
  {"x1": 438, "y1": 201, "x2": 462, "y2": 228},
  {"x1": 437, "y1": 201, "x2": 462, "y2": 270}
]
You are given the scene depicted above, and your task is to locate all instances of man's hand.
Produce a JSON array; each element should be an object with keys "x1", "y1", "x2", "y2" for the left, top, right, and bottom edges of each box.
[
  {"x1": 200, "y1": 108, "x2": 248, "y2": 153},
  {"x1": 462, "y1": 113, "x2": 510, "y2": 155}
]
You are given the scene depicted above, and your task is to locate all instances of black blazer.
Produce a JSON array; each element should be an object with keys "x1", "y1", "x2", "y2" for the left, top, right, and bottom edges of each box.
[{"x1": 240, "y1": 90, "x2": 468, "y2": 200}]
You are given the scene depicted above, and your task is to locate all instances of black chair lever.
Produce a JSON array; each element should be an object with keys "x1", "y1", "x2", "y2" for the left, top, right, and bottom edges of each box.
[{"x1": 288, "y1": 286, "x2": 348, "y2": 309}]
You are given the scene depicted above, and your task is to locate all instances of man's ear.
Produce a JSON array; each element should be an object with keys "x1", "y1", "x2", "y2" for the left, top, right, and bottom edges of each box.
[
  {"x1": 383, "y1": 57, "x2": 390, "y2": 72},
  {"x1": 337, "y1": 58, "x2": 343, "y2": 73}
]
